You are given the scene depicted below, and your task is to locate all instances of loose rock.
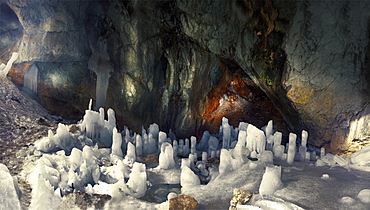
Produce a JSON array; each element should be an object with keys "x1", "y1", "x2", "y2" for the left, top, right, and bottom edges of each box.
[
  {"x1": 229, "y1": 188, "x2": 254, "y2": 210},
  {"x1": 169, "y1": 194, "x2": 198, "y2": 210}
]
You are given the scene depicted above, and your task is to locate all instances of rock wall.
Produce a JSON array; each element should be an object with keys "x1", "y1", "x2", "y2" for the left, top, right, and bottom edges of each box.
[{"x1": 2, "y1": 0, "x2": 370, "y2": 153}]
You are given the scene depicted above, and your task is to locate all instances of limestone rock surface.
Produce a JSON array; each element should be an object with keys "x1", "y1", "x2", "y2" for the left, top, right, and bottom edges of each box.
[{"x1": 2, "y1": 0, "x2": 370, "y2": 152}]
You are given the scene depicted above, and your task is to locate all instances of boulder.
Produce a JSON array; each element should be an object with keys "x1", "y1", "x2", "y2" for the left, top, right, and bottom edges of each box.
[{"x1": 169, "y1": 194, "x2": 198, "y2": 210}]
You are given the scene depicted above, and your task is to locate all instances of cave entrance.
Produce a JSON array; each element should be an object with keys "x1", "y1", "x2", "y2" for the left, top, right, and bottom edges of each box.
[{"x1": 199, "y1": 59, "x2": 290, "y2": 136}]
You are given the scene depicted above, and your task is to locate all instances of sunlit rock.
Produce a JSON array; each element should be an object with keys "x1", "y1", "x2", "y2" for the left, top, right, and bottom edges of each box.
[{"x1": 229, "y1": 188, "x2": 253, "y2": 210}]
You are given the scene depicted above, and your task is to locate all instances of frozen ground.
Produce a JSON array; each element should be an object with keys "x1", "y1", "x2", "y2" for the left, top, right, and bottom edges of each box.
[{"x1": 1, "y1": 76, "x2": 370, "y2": 210}]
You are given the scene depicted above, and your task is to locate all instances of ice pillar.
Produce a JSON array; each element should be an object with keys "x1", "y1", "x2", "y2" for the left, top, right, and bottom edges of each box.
[{"x1": 88, "y1": 37, "x2": 113, "y2": 109}]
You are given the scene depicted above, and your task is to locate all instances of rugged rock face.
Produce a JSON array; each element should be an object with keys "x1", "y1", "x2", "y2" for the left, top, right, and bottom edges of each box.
[{"x1": 1, "y1": 0, "x2": 370, "y2": 153}]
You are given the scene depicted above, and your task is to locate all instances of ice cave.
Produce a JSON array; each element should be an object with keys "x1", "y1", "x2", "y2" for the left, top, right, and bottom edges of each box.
[{"x1": 1, "y1": 0, "x2": 370, "y2": 209}]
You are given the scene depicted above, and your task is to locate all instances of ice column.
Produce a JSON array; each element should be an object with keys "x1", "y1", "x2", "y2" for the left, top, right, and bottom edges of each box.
[
  {"x1": 135, "y1": 135, "x2": 143, "y2": 157},
  {"x1": 88, "y1": 37, "x2": 113, "y2": 109},
  {"x1": 320, "y1": 148, "x2": 326, "y2": 158},
  {"x1": 265, "y1": 120, "x2": 274, "y2": 138},
  {"x1": 272, "y1": 132, "x2": 284, "y2": 158},
  {"x1": 299, "y1": 130, "x2": 308, "y2": 161},
  {"x1": 234, "y1": 130, "x2": 247, "y2": 158},
  {"x1": 124, "y1": 142, "x2": 136, "y2": 165},
  {"x1": 111, "y1": 128, "x2": 123, "y2": 158},
  {"x1": 158, "y1": 131, "x2": 167, "y2": 152},
  {"x1": 196, "y1": 131, "x2": 210, "y2": 151},
  {"x1": 23, "y1": 64, "x2": 38, "y2": 94},
  {"x1": 158, "y1": 142, "x2": 176, "y2": 169},
  {"x1": 222, "y1": 117, "x2": 231, "y2": 149},
  {"x1": 190, "y1": 136, "x2": 197, "y2": 154},
  {"x1": 287, "y1": 133, "x2": 297, "y2": 164},
  {"x1": 183, "y1": 139, "x2": 190, "y2": 157},
  {"x1": 208, "y1": 136, "x2": 219, "y2": 157}
]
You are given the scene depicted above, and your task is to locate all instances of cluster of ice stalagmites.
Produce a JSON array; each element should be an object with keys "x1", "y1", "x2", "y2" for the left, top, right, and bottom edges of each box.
[{"x1": 20, "y1": 99, "x2": 370, "y2": 209}]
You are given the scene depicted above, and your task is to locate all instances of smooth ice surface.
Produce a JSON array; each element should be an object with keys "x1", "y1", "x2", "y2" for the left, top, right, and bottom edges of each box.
[{"x1": 0, "y1": 164, "x2": 21, "y2": 210}]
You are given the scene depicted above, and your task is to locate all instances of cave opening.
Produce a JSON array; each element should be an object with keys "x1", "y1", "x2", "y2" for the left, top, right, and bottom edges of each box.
[{"x1": 198, "y1": 58, "x2": 291, "y2": 142}]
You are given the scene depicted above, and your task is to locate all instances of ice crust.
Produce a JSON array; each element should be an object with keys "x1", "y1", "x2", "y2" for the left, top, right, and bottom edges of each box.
[{"x1": 18, "y1": 100, "x2": 370, "y2": 209}]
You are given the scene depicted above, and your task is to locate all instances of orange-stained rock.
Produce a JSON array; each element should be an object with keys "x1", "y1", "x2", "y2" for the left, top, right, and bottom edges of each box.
[
  {"x1": 169, "y1": 194, "x2": 198, "y2": 210},
  {"x1": 7, "y1": 62, "x2": 34, "y2": 86}
]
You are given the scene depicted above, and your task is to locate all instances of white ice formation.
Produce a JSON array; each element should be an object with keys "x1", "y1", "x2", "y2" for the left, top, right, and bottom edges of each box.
[
  {"x1": 19, "y1": 99, "x2": 370, "y2": 209},
  {"x1": 0, "y1": 164, "x2": 21, "y2": 210},
  {"x1": 259, "y1": 165, "x2": 283, "y2": 196},
  {"x1": 0, "y1": 52, "x2": 18, "y2": 78},
  {"x1": 23, "y1": 63, "x2": 38, "y2": 94},
  {"x1": 88, "y1": 37, "x2": 114, "y2": 109}
]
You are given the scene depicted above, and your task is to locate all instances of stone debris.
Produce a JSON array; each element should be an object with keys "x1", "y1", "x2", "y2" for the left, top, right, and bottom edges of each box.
[{"x1": 229, "y1": 188, "x2": 254, "y2": 210}]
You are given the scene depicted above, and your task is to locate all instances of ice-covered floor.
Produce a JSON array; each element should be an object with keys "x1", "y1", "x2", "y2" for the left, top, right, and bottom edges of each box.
[{"x1": 1, "y1": 74, "x2": 370, "y2": 210}]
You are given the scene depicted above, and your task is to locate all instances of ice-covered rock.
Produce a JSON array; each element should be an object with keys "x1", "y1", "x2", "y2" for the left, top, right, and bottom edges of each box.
[
  {"x1": 0, "y1": 164, "x2": 21, "y2": 210},
  {"x1": 259, "y1": 165, "x2": 283, "y2": 196}
]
